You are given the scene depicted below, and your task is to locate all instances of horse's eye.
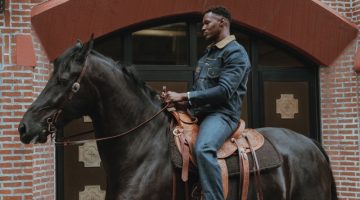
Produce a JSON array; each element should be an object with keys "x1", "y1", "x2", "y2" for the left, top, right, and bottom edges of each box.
[
  {"x1": 58, "y1": 78, "x2": 68, "y2": 85},
  {"x1": 58, "y1": 72, "x2": 70, "y2": 85}
]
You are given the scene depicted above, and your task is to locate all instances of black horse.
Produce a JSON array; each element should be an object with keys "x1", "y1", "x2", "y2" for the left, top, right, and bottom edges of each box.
[{"x1": 18, "y1": 40, "x2": 337, "y2": 200}]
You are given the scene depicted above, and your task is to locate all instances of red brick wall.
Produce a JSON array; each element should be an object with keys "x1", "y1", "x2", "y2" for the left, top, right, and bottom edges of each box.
[
  {"x1": 320, "y1": 0, "x2": 360, "y2": 200},
  {"x1": 0, "y1": 0, "x2": 54, "y2": 199}
]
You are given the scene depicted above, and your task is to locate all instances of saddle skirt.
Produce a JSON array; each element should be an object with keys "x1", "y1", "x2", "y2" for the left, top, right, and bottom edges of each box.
[{"x1": 170, "y1": 111, "x2": 265, "y2": 163}]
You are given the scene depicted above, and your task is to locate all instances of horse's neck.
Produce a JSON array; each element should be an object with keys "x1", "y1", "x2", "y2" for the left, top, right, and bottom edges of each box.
[
  {"x1": 88, "y1": 67, "x2": 172, "y2": 197},
  {"x1": 92, "y1": 86, "x2": 162, "y2": 136},
  {"x1": 90, "y1": 77, "x2": 166, "y2": 151},
  {"x1": 94, "y1": 106, "x2": 172, "y2": 198},
  {"x1": 86, "y1": 62, "x2": 154, "y2": 129}
]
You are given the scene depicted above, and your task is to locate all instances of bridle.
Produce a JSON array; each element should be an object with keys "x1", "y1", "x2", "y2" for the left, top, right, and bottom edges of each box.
[
  {"x1": 46, "y1": 52, "x2": 169, "y2": 146},
  {"x1": 46, "y1": 54, "x2": 90, "y2": 140}
]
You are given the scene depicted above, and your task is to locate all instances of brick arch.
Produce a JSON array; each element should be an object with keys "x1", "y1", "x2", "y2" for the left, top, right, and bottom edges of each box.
[{"x1": 31, "y1": 0, "x2": 357, "y2": 65}]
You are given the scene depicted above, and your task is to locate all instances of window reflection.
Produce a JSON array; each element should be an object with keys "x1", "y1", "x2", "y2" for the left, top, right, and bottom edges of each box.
[
  {"x1": 94, "y1": 36, "x2": 122, "y2": 61},
  {"x1": 132, "y1": 23, "x2": 188, "y2": 65},
  {"x1": 258, "y1": 40, "x2": 304, "y2": 67},
  {"x1": 232, "y1": 30, "x2": 251, "y2": 54}
]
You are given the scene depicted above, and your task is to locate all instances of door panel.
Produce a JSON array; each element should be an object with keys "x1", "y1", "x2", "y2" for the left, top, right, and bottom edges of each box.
[
  {"x1": 259, "y1": 69, "x2": 319, "y2": 138},
  {"x1": 63, "y1": 119, "x2": 106, "y2": 200},
  {"x1": 263, "y1": 81, "x2": 310, "y2": 136}
]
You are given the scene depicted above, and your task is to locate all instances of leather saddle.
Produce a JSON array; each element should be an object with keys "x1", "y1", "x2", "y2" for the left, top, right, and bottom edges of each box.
[{"x1": 169, "y1": 109, "x2": 265, "y2": 200}]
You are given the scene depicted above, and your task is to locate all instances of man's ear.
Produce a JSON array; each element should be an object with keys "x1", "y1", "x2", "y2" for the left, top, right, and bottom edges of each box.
[
  {"x1": 217, "y1": 17, "x2": 224, "y2": 27},
  {"x1": 76, "y1": 34, "x2": 94, "y2": 63}
]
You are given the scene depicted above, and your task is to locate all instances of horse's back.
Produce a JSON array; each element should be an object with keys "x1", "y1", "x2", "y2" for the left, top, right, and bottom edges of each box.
[
  {"x1": 255, "y1": 127, "x2": 334, "y2": 200},
  {"x1": 256, "y1": 127, "x2": 329, "y2": 164}
]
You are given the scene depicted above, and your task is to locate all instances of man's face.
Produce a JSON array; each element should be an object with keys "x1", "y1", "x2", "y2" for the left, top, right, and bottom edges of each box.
[{"x1": 202, "y1": 12, "x2": 224, "y2": 42}]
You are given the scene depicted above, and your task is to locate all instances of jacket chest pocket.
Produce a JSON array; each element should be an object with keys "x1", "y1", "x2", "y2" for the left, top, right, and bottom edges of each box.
[
  {"x1": 207, "y1": 67, "x2": 221, "y2": 78},
  {"x1": 205, "y1": 57, "x2": 222, "y2": 79}
]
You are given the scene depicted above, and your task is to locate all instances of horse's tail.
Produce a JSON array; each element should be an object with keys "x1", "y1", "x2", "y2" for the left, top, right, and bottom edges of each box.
[{"x1": 311, "y1": 139, "x2": 338, "y2": 200}]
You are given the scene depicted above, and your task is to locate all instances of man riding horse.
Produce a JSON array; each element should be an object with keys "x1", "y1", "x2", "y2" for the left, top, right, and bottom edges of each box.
[{"x1": 164, "y1": 6, "x2": 251, "y2": 200}]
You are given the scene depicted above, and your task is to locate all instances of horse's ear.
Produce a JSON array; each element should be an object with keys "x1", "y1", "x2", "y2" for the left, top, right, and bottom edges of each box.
[
  {"x1": 76, "y1": 34, "x2": 94, "y2": 63},
  {"x1": 75, "y1": 40, "x2": 83, "y2": 48}
]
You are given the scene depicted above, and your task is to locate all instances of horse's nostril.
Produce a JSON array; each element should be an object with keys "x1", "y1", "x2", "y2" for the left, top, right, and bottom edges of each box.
[{"x1": 18, "y1": 122, "x2": 27, "y2": 135}]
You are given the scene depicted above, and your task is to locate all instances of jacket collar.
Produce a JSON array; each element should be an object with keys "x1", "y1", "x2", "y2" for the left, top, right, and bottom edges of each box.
[{"x1": 213, "y1": 35, "x2": 236, "y2": 49}]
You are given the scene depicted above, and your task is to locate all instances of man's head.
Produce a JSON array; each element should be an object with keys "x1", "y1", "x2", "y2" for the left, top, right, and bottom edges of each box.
[{"x1": 202, "y1": 6, "x2": 231, "y2": 42}]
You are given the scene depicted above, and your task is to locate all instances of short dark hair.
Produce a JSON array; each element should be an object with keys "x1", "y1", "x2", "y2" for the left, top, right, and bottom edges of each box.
[{"x1": 205, "y1": 6, "x2": 231, "y2": 21}]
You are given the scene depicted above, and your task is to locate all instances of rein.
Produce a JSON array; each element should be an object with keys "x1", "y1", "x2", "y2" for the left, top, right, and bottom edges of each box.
[
  {"x1": 47, "y1": 54, "x2": 91, "y2": 137},
  {"x1": 55, "y1": 103, "x2": 169, "y2": 146},
  {"x1": 46, "y1": 53, "x2": 169, "y2": 146}
]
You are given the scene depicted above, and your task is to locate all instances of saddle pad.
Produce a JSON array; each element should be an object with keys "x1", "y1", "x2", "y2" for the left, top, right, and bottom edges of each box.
[
  {"x1": 225, "y1": 135, "x2": 282, "y2": 176},
  {"x1": 170, "y1": 132, "x2": 283, "y2": 176}
]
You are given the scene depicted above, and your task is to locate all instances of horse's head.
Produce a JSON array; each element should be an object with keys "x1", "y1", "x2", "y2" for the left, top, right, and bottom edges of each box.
[{"x1": 18, "y1": 40, "x2": 94, "y2": 144}]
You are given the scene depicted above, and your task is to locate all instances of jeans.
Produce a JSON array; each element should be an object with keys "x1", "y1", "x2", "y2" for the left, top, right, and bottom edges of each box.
[{"x1": 194, "y1": 113, "x2": 238, "y2": 200}]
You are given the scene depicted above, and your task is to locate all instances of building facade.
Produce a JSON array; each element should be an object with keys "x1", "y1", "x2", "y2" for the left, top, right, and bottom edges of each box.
[{"x1": 0, "y1": 0, "x2": 359, "y2": 199}]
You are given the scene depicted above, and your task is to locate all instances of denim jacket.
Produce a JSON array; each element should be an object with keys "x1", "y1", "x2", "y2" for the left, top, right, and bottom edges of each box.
[{"x1": 188, "y1": 35, "x2": 251, "y2": 122}]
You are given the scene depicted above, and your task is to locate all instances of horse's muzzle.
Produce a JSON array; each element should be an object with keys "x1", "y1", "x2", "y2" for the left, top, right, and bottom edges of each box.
[{"x1": 18, "y1": 121, "x2": 48, "y2": 144}]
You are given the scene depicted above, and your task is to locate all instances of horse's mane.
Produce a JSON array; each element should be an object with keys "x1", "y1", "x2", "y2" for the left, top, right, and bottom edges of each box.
[
  {"x1": 53, "y1": 44, "x2": 82, "y2": 74},
  {"x1": 91, "y1": 50, "x2": 159, "y2": 99},
  {"x1": 54, "y1": 44, "x2": 159, "y2": 100},
  {"x1": 121, "y1": 64, "x2": 159, "y2": 100}
]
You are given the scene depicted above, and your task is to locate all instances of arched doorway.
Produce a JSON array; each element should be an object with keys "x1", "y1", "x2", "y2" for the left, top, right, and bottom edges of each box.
[
  {"x1": 94, "y1": 16, "x2": 320, "y2": 137},
  {"x1": 58, "y1": 16, "x2": 320, "y2": 199}
]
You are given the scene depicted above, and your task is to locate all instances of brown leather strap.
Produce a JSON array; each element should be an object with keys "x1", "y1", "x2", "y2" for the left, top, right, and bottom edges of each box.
[
  {"x1": 171, "y1": 111, "x2": 181, "y2": 124},
  {"x1": 238, "y1": 148, "x2": 243, "y2": 200},
  {"x1": 171, "y1": 111, "x2": 189, "y2": 182},
  {"x1": 245, "y1": 135, "x2": 263, "y2": 200},
  {"x1": 55, "y1": 103, "x2": 169, "y2": 145},
  {"x1": 232, "y1": 138, "x2": 249, "y2": 200},
  {"x1": 218, "y1": 159, "x2": 229, "y2": 199},
  {"x1": 241, "y1": 148, "x2": 249, "y2": 200},
  {"x1": 179, "y1": 133, "x2": 190, "y2": 182}
]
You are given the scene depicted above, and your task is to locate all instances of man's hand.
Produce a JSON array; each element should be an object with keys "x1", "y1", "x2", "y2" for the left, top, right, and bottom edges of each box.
[{"x1": 165, "y1": 91, "x2": 188, "y2": 103}]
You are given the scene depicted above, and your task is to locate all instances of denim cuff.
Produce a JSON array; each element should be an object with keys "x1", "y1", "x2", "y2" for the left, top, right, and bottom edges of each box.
[{"x1": 187, "y1": 92, "x2": 192, "y2": 106}]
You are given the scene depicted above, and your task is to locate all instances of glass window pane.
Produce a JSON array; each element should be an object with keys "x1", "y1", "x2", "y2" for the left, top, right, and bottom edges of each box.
[
  {"x1": 232, "y1": 29, "x2": 251, "y2": 55},
  {"x1": 94, "y1": 36, "x2": 122, "y2": 61},
  {"x1": 132, "y1": 23, "x2": 188, "y2": 65},
  {"x1": 258, "y1": 40, "x2": 304, "y2": 67}
]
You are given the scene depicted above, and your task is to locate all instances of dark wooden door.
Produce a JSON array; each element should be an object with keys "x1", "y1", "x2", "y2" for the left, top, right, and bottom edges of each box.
[
  {"x1": 258, "y1": 68, "x2": 319, "y2": 139},
  {"x1": 247, "y1": 38, "x2": 320, "y2": 140},
  {"x1": 59, "y1": 119, "x2": 106, "y2": 200}
]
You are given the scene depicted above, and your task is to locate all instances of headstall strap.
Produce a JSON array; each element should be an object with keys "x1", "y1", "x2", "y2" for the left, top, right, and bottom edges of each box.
[
  {"x1": 71, "y1": 82, "x2": 81, "y2": 93},
  {"x1": 47, "y1": 109, "x2": 62, "y2": 133},
  {"x1": 46, "y1": 56, "x2": 91, "y2": 138},
  {"x1": 67, "y1": 57, "x2": 90, "y2": 101},
  {"x1": 50, "y1": 54, "x2": 169, "y2": 146}
]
